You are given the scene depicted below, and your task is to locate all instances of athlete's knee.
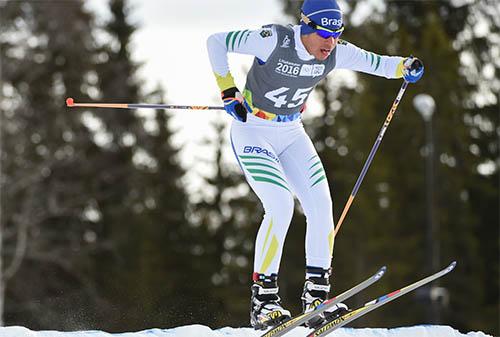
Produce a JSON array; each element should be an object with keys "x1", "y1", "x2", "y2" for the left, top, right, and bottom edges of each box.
[
  {"x1": 262, "y1": 192, "x2": 294, "y2": 220},
  {"x1": 303, "y1": 196, "x2": 333, "y2": 221}
]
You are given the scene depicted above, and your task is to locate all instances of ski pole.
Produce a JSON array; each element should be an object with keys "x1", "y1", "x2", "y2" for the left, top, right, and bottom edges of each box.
[
  {"x1": 65, "y1": 97, "x2": 224, "y2": 110},
  {"x1": 333, "y1": 80, "x2": 410, "y2": 239}
]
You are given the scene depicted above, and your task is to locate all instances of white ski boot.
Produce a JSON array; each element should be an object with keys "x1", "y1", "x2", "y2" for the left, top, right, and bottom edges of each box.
[
  {"x1": 302, "y1": 267, "x2": 349, "y2": 328},
  {"x1": 250, "y1": 273, "x2": 291, "y2": 330}
]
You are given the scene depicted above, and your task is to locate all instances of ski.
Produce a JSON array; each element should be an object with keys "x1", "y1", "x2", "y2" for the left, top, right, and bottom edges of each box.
[
  {"x1": 307, "y1": 261, "x2": 457, "y2": 337},
  {"x1": 259, "y1": 266, "x2": 387, "y2": 337}
]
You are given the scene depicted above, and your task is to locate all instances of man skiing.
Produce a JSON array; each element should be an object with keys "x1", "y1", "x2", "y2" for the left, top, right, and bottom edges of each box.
[{"x1": 206, "y1": 0, "x2": 424, "y2": 330}]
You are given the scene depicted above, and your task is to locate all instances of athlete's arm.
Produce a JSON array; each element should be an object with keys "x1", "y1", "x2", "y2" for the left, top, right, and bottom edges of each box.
[
  {"x1": 207, "y1": 26, "x2": 278, "y2": 91},
  {"x1": 334, "y1": 40, "x2": 406, "y2": 79}
]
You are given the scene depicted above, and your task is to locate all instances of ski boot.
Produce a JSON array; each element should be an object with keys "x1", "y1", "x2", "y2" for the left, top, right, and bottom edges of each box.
[
  {"x1": 250, "y1": 273, "x2": 291, "y2": 330},
  {"x1": 301, "y1": 267, "x2": 349, "y2": 328}
]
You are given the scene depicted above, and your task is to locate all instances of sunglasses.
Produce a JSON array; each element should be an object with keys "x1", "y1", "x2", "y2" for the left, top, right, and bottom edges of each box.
[{"x1": 301, "y1": 13, "x2": 345, "y2": 39}]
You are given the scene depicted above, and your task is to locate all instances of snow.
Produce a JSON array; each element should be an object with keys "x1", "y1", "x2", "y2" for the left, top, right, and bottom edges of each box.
[{"x1": 0, "y1": 325, "x2": 492, "y2": 337}]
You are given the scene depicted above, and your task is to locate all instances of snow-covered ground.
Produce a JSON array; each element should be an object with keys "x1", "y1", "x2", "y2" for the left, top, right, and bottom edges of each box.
[{"x1": 0, "y1": 325, "x2": 492, "y2": 337}]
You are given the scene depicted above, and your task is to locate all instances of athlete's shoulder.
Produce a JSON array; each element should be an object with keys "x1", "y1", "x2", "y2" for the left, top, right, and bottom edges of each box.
[
  {"x1": 238, "y1": 25, "x2": 278, "y2": 48},
  {"x1": 254, "y1": 24, "x2": 280, "y2": 39},
  {"x1": 336, "y1": 39, "x2": 359, "y2": 49},
  {"x1": 334, "y1": 39, "x2": 362, "y2": 56},
  {"x1": 337, "y1": 39, "x2": 350, "y2": 46},
  {"x1": 257, "y1": 24, "x2": 295, "y2": 38},
  {"x1": 268, "y1": 24, "x2": 294, "y2": 31}
]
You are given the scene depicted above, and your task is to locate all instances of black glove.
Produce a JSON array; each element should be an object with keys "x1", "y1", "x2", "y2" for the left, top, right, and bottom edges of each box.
[
  {"x1": 402, "y1": 57, "x2": 424, "y2": 83},
  {"x1": 221, "y1": 87, "x2": 249, "y2": 122}
]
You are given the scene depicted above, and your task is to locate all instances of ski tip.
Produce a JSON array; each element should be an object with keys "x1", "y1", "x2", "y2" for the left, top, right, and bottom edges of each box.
[
  {"x1": 448, "y1": 261, "x2": 457, "y2": 271},
  {"x1": 378, "y1": 266, "x2": 387, "y2": 276}
]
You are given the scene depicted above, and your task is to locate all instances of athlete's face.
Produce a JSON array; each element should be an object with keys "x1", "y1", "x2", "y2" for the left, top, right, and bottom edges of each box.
[{"x1": 301, "y1": 32, "x2": 339, "y2": 61}]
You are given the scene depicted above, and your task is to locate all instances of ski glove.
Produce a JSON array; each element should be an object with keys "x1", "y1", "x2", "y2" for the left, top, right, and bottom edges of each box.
[
  {"x1": 222, "y1": 87, "x2": 250, "y2": 122},
  {"x1": 402, "y1": 57, "x2": 424, "y2": 83}
]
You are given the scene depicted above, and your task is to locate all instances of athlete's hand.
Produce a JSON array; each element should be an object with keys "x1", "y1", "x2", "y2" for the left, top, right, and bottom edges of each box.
[
  {"x1": 222, "y1": 87, "x2": 250, "y2": 122},
  {"x1": 402, "y1": 57, "x2": 424, "y2": 83}
]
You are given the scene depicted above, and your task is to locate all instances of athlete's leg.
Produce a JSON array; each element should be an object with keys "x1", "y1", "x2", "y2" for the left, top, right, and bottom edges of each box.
[
  {"x1": 279, "y1": 125, "x2": 347, "y2": 322},
  {"x1": 279, "y1": 126, "x2": 334, "y2": 270},
  {"x1": 230, "y1": 119, "x2": 295, "y2": 275}
]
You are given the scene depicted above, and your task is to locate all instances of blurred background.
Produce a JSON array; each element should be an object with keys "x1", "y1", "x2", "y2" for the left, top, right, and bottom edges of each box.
[{"x1": 0, "y1": 0, "x2": 498, "y2": 335}]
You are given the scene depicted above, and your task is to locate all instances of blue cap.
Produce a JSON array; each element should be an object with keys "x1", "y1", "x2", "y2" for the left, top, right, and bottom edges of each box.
[{"x1": 300, "y1": 0, "x2": 343, "y2": 35}]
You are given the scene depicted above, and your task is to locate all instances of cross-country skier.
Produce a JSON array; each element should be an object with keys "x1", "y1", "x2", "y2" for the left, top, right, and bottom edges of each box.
[{"x1": 207, "y1": 0, "x2": 423, "y2": 330}]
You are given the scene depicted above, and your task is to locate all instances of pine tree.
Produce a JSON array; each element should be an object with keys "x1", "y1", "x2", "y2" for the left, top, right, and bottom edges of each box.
[
  {"x1": 280, "y1": 0, "x2": 498, "y2": 333},
  {"x1": 87, "y1": 0, "x2": 149, "y2": 329},
  {"x1": 0, "y1": 0, "x2": 108, "y2": 329},
  {"x1": 117, "y1": 87, "x2": 191, "y2": 329},
  {"x1": 1, "y1": 0, "x2": 192, "y2": 330},
  {"x1": 88, "y1": 0, "x2": 191, "y2": 331},
  {"x1": 188, "y1": 117, "x2": 261, "y2": 327}
]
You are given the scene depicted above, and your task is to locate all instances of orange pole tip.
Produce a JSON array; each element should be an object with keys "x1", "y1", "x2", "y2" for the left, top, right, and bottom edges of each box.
[{"x1": 66, "y1": 97, "x2": 74, "y2": 107}]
